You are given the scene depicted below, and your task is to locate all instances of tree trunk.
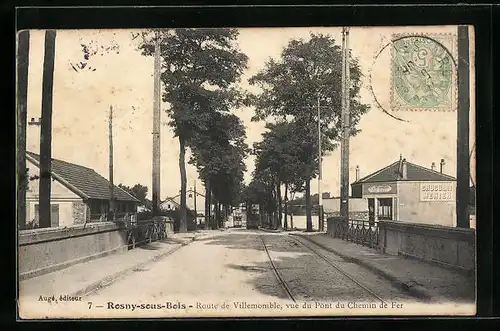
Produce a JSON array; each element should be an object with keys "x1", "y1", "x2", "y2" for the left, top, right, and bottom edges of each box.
[
  {"x1": 215, "y1": 200, "x2": 220, "y2": 229},
  {"x1": 205, "y1": 180, "x2": 211, "y2": 229},
  {"x1": 224, "y1": 204, "x2": 229, "y2": 228},
  {"x1": 39, "y1": 30, "x2": 57, "y2": 229},
  {"x1": 259, "y1": 205, "x2": 263, "y2": 228},
  {"x1": 305, "y1": 179, "x2": 313, "y2": 232},
  {"x1": 213, "y1": 199, "x2": 217, "y2": 229},
  {"x1": 277, "y1": 181, "x2": 282, "y2": 229},
  {"x1": 17, "y1": 30, "x2": 30, "y2": 231},
  {"x1": 283, "y1": 182, "x2": 288, "y2": 230},
  {"x1": 178, "y1": 136, "x2": 187, "y2": 233},
  {"x1": 221, "y1": 204, "x2": 225, "y2": 227}
]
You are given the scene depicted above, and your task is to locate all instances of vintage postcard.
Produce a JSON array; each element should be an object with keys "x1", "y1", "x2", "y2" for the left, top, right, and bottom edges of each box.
[{"x1": 16, "y1": 25, "x2": 476, "y2": 319}]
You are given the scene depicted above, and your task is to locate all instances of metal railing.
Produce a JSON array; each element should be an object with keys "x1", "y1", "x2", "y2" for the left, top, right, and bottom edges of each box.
[
  {"x1": 328, "y1": 217, "x2": 379, "y2": 249},
  {"x1": 90, "y1": 212, "x2": 137, "y2": 223},
  {"x1": 123, "y1": 217, "x2": 170, "y2": 249}
]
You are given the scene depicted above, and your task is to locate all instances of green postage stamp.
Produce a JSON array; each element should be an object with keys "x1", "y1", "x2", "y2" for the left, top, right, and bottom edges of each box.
[{"x1": 391, "y1": 34, "x2": 457, "y2": 112}]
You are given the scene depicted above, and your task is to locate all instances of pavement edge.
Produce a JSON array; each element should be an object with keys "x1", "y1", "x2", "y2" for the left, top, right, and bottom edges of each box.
[
  {"x1": 70, "y1": 237, "x2": 198, "y2": 298},
  {"x1": 291, "y1": 233, "x2": 437, "y2": 302}
]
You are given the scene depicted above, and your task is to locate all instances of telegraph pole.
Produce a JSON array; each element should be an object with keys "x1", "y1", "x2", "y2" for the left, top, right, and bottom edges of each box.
[
  {"x1": 194, "y1": 180, "x2": 197, "y2": 225},
  {"x1": 456, "y1": 25, "x2": 470, "y2": 228},
  {"x1": 317, "y1": 92, "x2": 323, "y2": 231},
  {"x1": 17, "y1": 30, "x2": 30, "y2": 230},
  {"x1": 39, "y1": 30, "x2": 56, "y2": 229},
  {"x1": 152, "y1": 29, "x2": 162, "y2": 215},
  {"x1": 340, "y1": 27, "x2": 351, "y2": 220},
  {"x1": 109, "y1": 105, "x2": 115, "y2": 220}
]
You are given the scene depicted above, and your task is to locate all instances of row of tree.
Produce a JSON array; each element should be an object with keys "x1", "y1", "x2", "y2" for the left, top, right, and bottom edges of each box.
[
  {"x1": 242, "y1": 34, "x2": 369, "y2": 231},
  {"x1": 137, "y1": 29, "x2": 250, "y2": 231},
  {"x1": 17, "y1": 29, "x2": 368, "y2": 233}
]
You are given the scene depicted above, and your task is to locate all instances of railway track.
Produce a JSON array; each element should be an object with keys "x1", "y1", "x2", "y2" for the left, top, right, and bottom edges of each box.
[
  {"x1": 260, "y1": 234, "x2": 387, "y2": 305},
  {"x1": 260, "y1": 235, "x2": 296, "y2": 302}
]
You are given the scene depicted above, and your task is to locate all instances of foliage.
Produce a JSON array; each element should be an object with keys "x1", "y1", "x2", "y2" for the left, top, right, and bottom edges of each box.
[
  {"x1": 247, "y1": 33, "x2": 370, "y2": 228},
  {"x1": 138, "y1": 28, "x2": 248, "y2": 139},
  {"x1": 118, "y1": 183, "x2": 148, "y2": 203},
  {"x1": 188, "y1": 112, "x2": 249, "y2": 208},
  {"x1": 136, "y1": 28, "x2": 248, "y2": 231},
  {"x1": 248, "y1": 33, "x2": 369, "y2": 173},
  {"x1": 25, "y1": 219, "x2": 39, "y2": 230}
]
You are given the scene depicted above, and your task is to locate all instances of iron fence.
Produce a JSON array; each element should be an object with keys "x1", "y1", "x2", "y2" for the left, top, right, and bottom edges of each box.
[
  {"x1": 123, "y1": 217, "x2": 170, "y2": 249},
  {"x1": 328, "y1": 217, "x2": 379, "y2": 249}
]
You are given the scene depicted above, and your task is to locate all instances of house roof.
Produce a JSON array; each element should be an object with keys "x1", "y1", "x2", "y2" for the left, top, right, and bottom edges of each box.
[
  {"x1": 352, "y1": 158, "x2": 456, "y2": 184},
  {"x1": 160, "y1": 197, "x2": 181, "y2": 209},
  {"x1": 26, "y1": 151, "x2": 139, "y2": 202}
]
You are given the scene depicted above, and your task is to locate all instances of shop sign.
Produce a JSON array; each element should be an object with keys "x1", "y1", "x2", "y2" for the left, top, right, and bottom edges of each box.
[
  {"x1": 363, "y1": 183, "x2": 396, "y2": 195},
  {"x1": 420, "y1": 182, "x2": 454, "y2": 201}
]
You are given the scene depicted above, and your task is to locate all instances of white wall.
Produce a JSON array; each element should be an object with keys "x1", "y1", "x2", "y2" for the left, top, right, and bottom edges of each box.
[
  {"x1": 323, "y1": 198, "x2": 369, "y2": 213},
  {"x1": 159, "y1": 200, "x2": 179, "y2": 211},
  {"x1": 26, "y1": 200, "x2": 75, "y2": 227},
  {"x1": 25, "y1": 159, "x2": 82, "y2": 227},
  {"x1": 282, "y1": 215, "x2": 320, "y2": 231},
  {"x1": 397, "y1": 181, "x2": 456, "y2": 227}
]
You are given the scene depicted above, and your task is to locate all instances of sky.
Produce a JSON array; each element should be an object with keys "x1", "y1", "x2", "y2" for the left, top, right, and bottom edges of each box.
[{"x1": 24, "y1": 26, "x2": 476, "y2": 200}]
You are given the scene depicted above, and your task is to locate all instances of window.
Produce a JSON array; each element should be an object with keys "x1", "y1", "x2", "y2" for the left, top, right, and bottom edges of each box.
[
  {"x1": 33, "y1": 204, "x2": 59, "y2": 227},
  {"x1": 89, "y1": 201, "x2": 101, "y2": 214},
  {"x1": 377, "y1": 198, "x2": 393, "y2": 220}
]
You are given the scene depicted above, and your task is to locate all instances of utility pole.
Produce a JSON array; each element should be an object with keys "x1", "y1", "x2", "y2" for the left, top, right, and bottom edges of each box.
[
  {"x1": 317, "y1": 92, "x2": 323, "y2": 231},
  {"x1": 17, "y1": 30, "x2": 30, "y2": 231},
  {"x1": 109, "y1": 105, "x2": 115, "y2": 220},
  {"x1": 456, "y1": 25, "x2": 470, "y2": 228},
  {"x1": 39, "y1": 30, "x2": 56, "y2": 229},
  {"x1": 152, "y1": 29, "x2": 162, "y2": 215},
  {"x1": 340, "y1": 27, "x2": 351, "y2": 220},
  {"x1": 193, "y1": 180, "x2": 197, "y2": 225}
]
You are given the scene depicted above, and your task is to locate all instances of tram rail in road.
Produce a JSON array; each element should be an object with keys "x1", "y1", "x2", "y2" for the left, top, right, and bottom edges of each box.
[
  {"x1": 260, "y1": 235, "x2": 297, "y2": 302},
  {"x1": 260, "y1": 234, "x2": 388, "y2": 306}
]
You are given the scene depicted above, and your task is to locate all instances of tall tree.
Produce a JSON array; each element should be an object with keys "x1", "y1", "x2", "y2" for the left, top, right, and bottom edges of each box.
[
  {"x1": 39, "y1": 30, "x2": 57, "y2": 229},
  {"x1": 17, "y1": 31, "x2": 30, "y2": 230},
  {"x1": 189, "y1": 113, "x2": 248, "y2": 228},
  {"x1": 138, "y1": 28, "x2": 248, "y2": 233},
  {"x1": 249, "y1": 33, "x2": 369, "y2": 231}
]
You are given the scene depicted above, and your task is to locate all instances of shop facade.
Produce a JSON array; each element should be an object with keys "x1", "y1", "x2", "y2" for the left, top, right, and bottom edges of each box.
[{"x1": 351, "y1": 157, "x2": 457, "y2": 227}]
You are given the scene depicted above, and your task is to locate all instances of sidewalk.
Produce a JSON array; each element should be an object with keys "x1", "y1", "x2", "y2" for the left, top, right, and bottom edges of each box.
[
  {"x1": 293, "y1": 233, "x2": 475, "y2": 303},
  {"x1": 19, "y1": 232, "x2": 208, "y2": 299}
]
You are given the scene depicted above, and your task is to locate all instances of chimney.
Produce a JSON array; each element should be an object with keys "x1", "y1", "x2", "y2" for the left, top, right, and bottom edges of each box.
[
  {"x1": 402, "y1": 158, "x2": 407, "y2": 180},
  {"x1": 355, "y1": 165, "x2": 360, "y2": 181},
  {"x1": 27, "y1": 117, "x2": 41, "y2": 154},
  {"x1": 431, "y1": 162, "x2": 436, "y2": 171},
  {"x1": 440, "y1": 158, "x2": 445, "y2": 174}
]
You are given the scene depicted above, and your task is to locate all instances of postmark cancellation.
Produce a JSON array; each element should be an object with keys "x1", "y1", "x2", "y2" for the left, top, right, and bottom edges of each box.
[{"x1": 390, "y1": 33, "x2": 458, "y2": 112}]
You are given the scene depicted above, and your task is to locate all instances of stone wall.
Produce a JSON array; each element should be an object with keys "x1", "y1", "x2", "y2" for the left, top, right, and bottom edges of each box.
[
  {"x1": 378, "y1": 220, "x2": 475, "y2": 272},
  {"x1": 326, "y1": 211, "x2": 369, "y2": 221},
  {"x1": 18, "y1": 222, "x2": 127, "y2": 280},
  {"x1": 72, "y1": 201, "x2": 87, "y2": 224}
]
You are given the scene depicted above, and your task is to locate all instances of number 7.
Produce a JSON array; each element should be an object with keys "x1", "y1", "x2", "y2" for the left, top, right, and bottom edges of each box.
[{"x1": 88, "y1": 302, "x2": 92, "y2": 309}]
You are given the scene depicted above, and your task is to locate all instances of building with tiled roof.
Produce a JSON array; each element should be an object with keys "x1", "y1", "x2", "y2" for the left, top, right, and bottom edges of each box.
[
  {"x1": 352, "y1": 156, "x2": 456, "y2": 185},
  {"x1": 25, "y1": 151, "x2": 139, "y2": 228},
  {"x1": 348, "y1": 155, "x2": 457, "y2": 227},
  {"x1": 159, "y1": 197, "x2": 181, "y2": 211}
]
